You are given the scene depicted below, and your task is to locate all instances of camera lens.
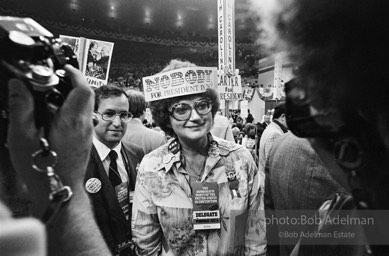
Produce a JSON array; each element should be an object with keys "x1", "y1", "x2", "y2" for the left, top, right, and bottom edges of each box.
[{"x1": 32, "y1": 65, "x2": 53, "y2": 83}]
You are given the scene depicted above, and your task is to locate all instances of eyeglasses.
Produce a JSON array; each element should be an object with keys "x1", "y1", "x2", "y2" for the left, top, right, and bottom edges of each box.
[
  {"x1": 168, "y1": 98, "x2": 213, "y2": 121},
  {"x1": 96, "y1": 111, "x2": 132, "y2": 121}
]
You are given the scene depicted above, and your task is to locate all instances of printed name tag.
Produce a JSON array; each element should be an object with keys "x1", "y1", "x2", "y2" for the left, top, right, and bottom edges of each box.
[
  {"x1": 191, "y1": 182, "x2": 221, "y2": 230},
  {"x1": 115, "y1": 181, "x2": 129, "y2": 220}
]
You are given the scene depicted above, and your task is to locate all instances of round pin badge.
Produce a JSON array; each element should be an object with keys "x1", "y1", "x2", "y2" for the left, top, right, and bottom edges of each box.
[
  {"x1": 168, "y1": 139, "x2": 180, "y2": 154},
  {"x1": 85, "y1": 178, "x2": 102, "y2": 194},
  {"x1": 208, "y1": 145, "x2": 220, "y2": 158}
]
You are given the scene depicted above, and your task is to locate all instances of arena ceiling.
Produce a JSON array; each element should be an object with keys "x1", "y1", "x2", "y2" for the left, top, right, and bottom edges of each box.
[{"x1": 1, "y1": 0, "x2": 259, "y2": 41}]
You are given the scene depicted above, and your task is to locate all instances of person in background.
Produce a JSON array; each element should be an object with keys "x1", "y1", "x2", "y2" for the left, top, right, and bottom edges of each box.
[
  {"x1": 235, "y1": 116, "x2": 244, "y2": 131},
  {"x1": 241, "y1": 123, "x2": 258, "y2": 163},
  {"x1": 231, "y1": 126, "x2": 241, "y2": 143},
  {"x1": 255, "y1": 114, "x2": 271, "y2": 158},
  {"x1": 122, "y1": 90, "x2": 167, "y2": 157},
  {"x1": 265, "y1": 132, "x2": 346, "y2": 256},
  {"x1": 0, "y1": 65, "x2": 110, "y2": 256},
  {"x1": 132, "y1": 59, "x2": 266, "y2": 256},
  {"x1": 246, "y1": 109, "x2": 254, "y2": 124},
  {"x1": 142, "y1": 119, "x2": 152, "y2": 129},
  {"x1": 95, "y1": 46, "x2": 110, "y2": 80},
  {"x1": 151, "y1": 121, "x2": 164, "y2": 133},
  {"x1": 211, "y1": 110, "x2": 235, "y2": 142},
  {"x1": 228, "y1": 114, "x2": 234, "y2": 125},
  {"x1": 254, "y1": 0, "x2": 389, "y2": 254},
  {"x1": 86, "y1": 41, "x2": 98, "y2": 74},
  {"x1": 257, "y1": 102, "x2": 288, "y2": 174},
  {"x1": 263, "y1": 114, "x2": 271, "y2": 126},
  {"x1": 85, "y1": 85, "x2": 141, "y2": 256}
]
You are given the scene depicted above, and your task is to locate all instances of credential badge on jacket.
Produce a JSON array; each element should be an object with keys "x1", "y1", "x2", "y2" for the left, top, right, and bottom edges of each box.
[{"x1": 208, "y1": 140, "x2": 220, "y2": 158}]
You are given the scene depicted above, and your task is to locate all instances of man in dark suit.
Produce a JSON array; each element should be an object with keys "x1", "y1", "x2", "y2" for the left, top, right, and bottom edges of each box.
[
  {"x1": 246, "y1": 109, "x2": 254, "y2": 123},
  {"x1": 85, "y1": 85, "x2": 142, "y2": 256}
]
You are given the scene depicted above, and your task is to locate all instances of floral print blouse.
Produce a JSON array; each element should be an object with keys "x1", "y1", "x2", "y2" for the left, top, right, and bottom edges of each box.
[{"x1": 131, "y1": 135, "x2": 266, "y2": 256}]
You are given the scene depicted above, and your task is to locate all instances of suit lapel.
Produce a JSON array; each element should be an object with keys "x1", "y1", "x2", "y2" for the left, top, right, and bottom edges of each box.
[
  {"x1": 121, "y1": 143, "x2": 143, "y2": 190},
  {"x1": 89, "y1": 146, "x2": 129, "y2": 226},
  {"x1": 120, "y1": 144, "x2": 136, "y2": 191}
]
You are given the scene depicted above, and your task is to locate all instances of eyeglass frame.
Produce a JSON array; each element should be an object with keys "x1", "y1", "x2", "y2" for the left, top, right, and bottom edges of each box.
[
  {"x1": 168, "y1": 98, "x2": 213, "y2": 121},
  {"x1": 95, "y1": 111, "x2": 132, "y2": 122}
]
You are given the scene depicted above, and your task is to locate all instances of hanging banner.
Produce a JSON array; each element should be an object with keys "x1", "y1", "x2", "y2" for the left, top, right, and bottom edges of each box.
[
  {"x1": 273, "y1": 53, "x2": 283, "y2": 100},
  {"x1": 218, "y1": 0, "x2": 226, "y2": 70},
  {"x1": 244, "y1": 87, "x2": 255, "y2": 101},
  {"x1": 218, "y1": 0, "x2": 235, "y2": 74},
  {"x1": 225, "y1": 0, "x2": 235, "y2": 73},
  {"x1": 142, "y1": 67, "x2": 218, "y2": 102},
  {"x1": 217, "y1": 0, "x2": 242, "y2": 102},
  {"x1": 278, "y1": 79, "x2": 286, "y2": 100},
  {"x1": 258, "y1": 84, "x2": 274, "y2": 101}
]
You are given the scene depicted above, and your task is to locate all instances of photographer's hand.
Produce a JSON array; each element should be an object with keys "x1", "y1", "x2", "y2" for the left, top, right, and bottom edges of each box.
[
  {"x1": 8, "y1": 64, "x2": 94, "y2": 211},
  {"x1": 7, "y1": 65, "x2": 110, "y2": 256}
]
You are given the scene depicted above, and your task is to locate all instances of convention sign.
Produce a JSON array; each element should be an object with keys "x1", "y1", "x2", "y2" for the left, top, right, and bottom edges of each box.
[
  {"x1": 244, "y1": 87, "x2": 255, "y2": 101},
  {"x1": 224, "y1": 0, "x2": 235, "y2": 73},
  {"x1": 59, "y1": 35, "x2": 81, "y2": 63},
  {"x1": 258, "y1": 84, "x2": 274, "y2": 101},
  {"x1": 83, "y1": 39, "x2": 114, "y2": 88},
  {"x1": 60, "y1": 35, "x2": 114, "y2": 88},
  {"x1": 218, "y1": 0, "x2": 235, "y2": 73},
  {"x1": 218, "y1": 0, "x2": 225, "y2": 70},
  {"x1": 217, "y1": 70, "x2": 243, "y2": 101},
  {"x1": 143, "y1": 67, "x2": 218, "y2": 102}
]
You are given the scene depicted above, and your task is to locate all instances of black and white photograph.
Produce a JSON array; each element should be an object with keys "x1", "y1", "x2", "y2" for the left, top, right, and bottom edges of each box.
[{"x1": 1, "y1": 0, "x2": 388, "y2": 256}]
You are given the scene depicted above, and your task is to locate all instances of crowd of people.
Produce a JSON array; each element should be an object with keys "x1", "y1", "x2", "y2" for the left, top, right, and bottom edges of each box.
[
  {"x1": 107, "y1": 46, "x2": 259, "y2": 89},
  {"x1": 1, "y1": 0, "x2": 389, "y2": 255}
]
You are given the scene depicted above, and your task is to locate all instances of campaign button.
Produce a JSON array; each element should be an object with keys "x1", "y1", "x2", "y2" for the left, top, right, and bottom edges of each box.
[
  {"x1": 85, "y1": 178, "x2": 102, "y2": 193},
  {"x1": 208, "y1": 146, "x2": 220, "y2": 158}
]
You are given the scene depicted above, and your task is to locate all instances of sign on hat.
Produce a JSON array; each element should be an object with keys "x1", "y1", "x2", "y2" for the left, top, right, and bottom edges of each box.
[{"x1": 142, "y1": 67, "x2": 218, "y2": 102}]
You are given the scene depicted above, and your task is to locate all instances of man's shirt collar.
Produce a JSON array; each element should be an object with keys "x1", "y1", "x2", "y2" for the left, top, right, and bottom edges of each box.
[
  {"x1": 272, "y1": 119, "x2": 288, "y2": 133},
  {"x1": 93, "y1": 136, "x2": 122, "y2": 161}
]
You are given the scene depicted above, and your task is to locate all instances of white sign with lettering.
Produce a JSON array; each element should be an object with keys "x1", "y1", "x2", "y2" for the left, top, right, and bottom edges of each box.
[
  {"x1": 225, "y1": 0, "x2": 235, "y2": 73},
  {"x1": 217, "y1": 70, "x2": 243, "y2": 101},
  {"x1": 142, "y1": 67, "x2": 218, "y2": 102},
  {"x1": 218, "y1": 0, "x2": 225, "y2": 70}
]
